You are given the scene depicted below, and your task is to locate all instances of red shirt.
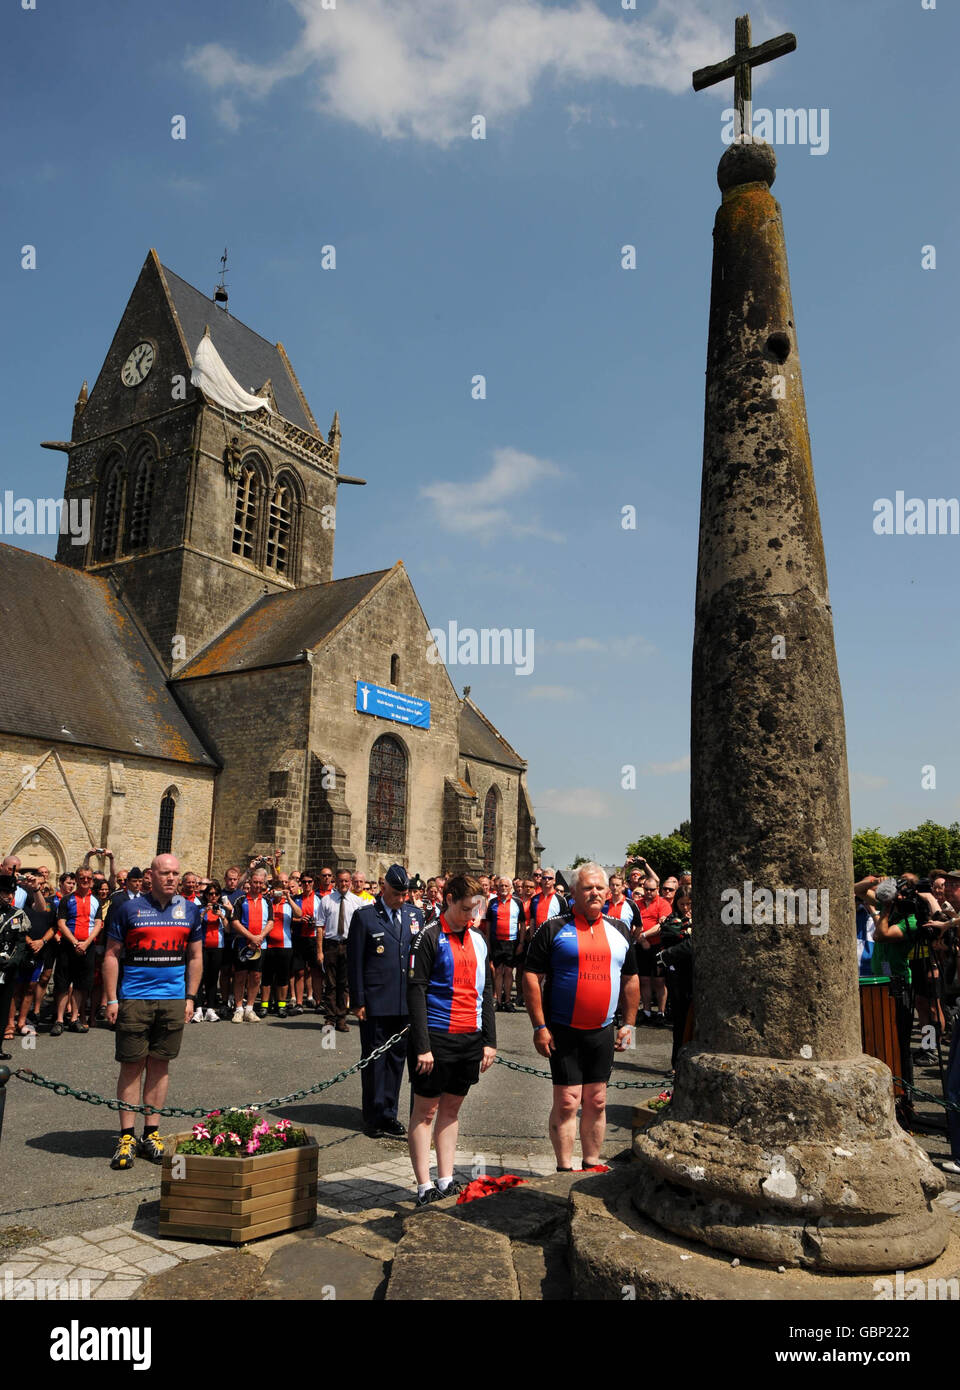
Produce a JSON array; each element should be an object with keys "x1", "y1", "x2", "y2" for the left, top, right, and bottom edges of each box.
[{"x1": 637, "y1": 895, "x2": 673, "y2": 948}]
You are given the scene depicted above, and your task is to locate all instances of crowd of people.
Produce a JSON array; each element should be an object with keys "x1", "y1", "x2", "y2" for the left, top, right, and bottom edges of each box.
[
  {"x1": 1, "y1": 847, "x2": 956, "y2": 1194},
  {"x1": 0, "y1": 852, "x2": 690, "y2": 1044}
]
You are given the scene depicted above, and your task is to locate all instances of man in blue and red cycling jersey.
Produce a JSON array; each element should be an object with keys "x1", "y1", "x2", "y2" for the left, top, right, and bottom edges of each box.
[
  {"x1": 103, "y1": 854, "x2": 202, "y2": 1170},
  {"x1": 292, "y1": 872, "x2": 323, "y2": 1014},
  {"x1": 256, "y1": 873, "x2": 302, "y2": 1019},
  {"x1": 603, "y1": 874, "x2": 639, "y2": 933},
  {"x1": 407, "y1": 873, "x2": 496, "y2": 1206},
  {"x1": 529, "y1": 868, "x2": 565, "y2": 931},
  {"x1": 52, "y1": 866, "x2": 104, "y2": 1037},
  {"x1": 524, "y1": 861, "x2": 639, "y2": 1173},
  {"x1": 486, "y1": 875, "x2": 525, "y2": 1013}
]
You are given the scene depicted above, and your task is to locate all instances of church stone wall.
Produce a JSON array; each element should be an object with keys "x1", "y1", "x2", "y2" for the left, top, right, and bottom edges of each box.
[
  {"x1": 309, "y1": 568, "x2": 461, "y2": 880},
  {"x1": 173, "y1": 664, "x2": 313, "y2": 874},
  {"x1": 458, "y1": 759, "x2": 522, "y2": 877},
  {"x1": 0, "y1": 735, "x2": 213, "y2": 874}
]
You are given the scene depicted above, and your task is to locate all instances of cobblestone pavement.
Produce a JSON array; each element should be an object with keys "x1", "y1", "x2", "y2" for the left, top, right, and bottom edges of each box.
[{"x1": 0, "y1": 1150, "x2": 564, "y2": 1299}]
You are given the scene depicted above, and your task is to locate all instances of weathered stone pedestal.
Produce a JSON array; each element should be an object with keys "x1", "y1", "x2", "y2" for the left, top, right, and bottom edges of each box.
[
  {"x1": 571, "y1": 1168, "x2": 960, "y2": 1300},
  {"x1": 634, "y1": 1054, "x2": 946, "y2": 1270}
]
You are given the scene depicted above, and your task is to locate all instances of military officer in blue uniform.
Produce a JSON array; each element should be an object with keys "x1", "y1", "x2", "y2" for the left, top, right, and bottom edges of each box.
[{"x1": 347, "y1": 863, "x2": 423, "y2": 1138}]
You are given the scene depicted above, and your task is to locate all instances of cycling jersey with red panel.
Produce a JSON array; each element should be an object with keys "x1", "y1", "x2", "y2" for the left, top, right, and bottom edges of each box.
[{"x1": 524, "y1": 912, "x2": 638, "y2": 1030}]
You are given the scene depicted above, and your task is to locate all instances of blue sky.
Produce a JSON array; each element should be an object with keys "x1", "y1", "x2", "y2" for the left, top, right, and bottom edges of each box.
[{"x1": 2, "y1": 0, "x2": 958, "y2": 866}]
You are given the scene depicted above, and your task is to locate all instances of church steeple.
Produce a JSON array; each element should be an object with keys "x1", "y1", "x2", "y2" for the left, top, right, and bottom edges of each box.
[{"x1": 72, "y1": 380, "x2": 88, "y2": 435}]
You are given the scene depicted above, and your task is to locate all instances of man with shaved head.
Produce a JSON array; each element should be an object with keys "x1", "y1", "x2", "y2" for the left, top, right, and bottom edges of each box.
[{"x1": 102, "y1": 854, "x2": 202, "y2": 1171}]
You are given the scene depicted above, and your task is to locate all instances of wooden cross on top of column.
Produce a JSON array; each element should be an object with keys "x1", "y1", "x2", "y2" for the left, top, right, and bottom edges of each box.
[{"x1": 692, "y1": 14, "x2": 796, "y2": 140}]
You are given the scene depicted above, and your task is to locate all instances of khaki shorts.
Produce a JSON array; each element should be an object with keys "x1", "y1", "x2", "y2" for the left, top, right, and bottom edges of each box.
[{"x1": 115, "y1": 999, "x2": 186, "y2": 1063}]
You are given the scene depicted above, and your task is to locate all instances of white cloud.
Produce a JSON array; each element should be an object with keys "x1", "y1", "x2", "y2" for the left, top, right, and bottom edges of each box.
[
  {"x1": 538, "y1": 786, "x2": 612, "y2": 818},
  {"x1": 183, "y1": 0, "x2": 752, "y2": 145},
  {"x1": 421, "y1": 446, "x2": 563, "y2": 537},
  {"x1": 542, "y1": 634, "x2": 656, "y2": 657},
  {"x1": 215, "y1": 97, "x2": 243, "y2": 132},
  {"x1": 645, "y1": 754, "x2": 690, "y2": 775},
  {"x1": 525, "y1": 685, "x2": 581, "y2": 701},
  {"x1": 853, "y1": 772, "x2": 889, "y2": 791}
]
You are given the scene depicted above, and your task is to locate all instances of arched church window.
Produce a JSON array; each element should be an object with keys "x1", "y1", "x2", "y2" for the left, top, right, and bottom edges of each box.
[
  {"x1": 390, "y1": 653, "x2": 400, "y2": 685},
  {"x1": 128, "y1": 451, "x2": 155, "y2": 549},
  {"x1": 232, "y1": 465, "x2": 260, "y2": 560},
  {"x1": 265, "y1": 481, "x2": 292, "y2": 575},
  {"x1": 366, "y1": 735, "x2": 407, "y2": 855},
  {"x1": 482, "y1": 786, "x2": 499, "y2": 873},
  {"x1": 157, "y1": 790, "x2": 177, "y2": 855},
  {"x1": 98, "y1": 456, "x2": 125, "y2": 559}
]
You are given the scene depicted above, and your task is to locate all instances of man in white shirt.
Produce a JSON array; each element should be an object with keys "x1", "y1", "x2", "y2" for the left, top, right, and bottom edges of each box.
[{"x1": 318, "y1": 868, "x2": 362, "y2": 1032}]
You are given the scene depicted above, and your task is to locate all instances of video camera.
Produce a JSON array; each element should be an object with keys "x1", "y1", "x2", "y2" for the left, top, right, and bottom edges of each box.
[{"x1": 0, "y1": 902, "x2": 29, "y2": 981}]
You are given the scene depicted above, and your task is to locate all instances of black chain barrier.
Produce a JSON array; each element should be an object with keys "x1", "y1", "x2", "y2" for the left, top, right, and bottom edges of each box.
[
  {"x1": 11, "y1": 1027, "x2": 413, "y2": 1117},
  {"x1": 8, "y1": 1045, "x2": 957, "y2": 1115}
]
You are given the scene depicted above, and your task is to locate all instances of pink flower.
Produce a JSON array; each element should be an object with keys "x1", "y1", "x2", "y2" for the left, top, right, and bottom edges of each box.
[
  {"x1": 192, "y1": 1124, "x2": 211, "y2": 1140},
  {"x1": 207, "y1": 1110, "x2": 222, "y2": 1117},
  {"x1": 253, "y1": 1120, "x2": 270, "y2": 1137},
  {"x1": 274, "y1": 1118, "x2": 292, "y2": 1132},
  {"x1": 213, "y1": 1133, "x2": 226, "y2": 1147},
  {"x1": 228, "y1": 1132, "x2": 241, "y2": 1144},
  {"x1": 277, "y1": 1133, "x2": 287, "y2": 1143},
  {"x1": 245, "y1": 1138, "x2": 260, "y2": 1155}
]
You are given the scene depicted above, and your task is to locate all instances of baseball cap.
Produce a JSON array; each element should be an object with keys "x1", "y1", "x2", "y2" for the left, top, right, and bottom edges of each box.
[{"x1": 385, "y1": 864, "x2": 410, "y2": 891}]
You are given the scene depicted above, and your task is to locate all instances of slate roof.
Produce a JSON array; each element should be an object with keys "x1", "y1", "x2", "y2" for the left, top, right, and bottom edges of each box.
[
  {"x1": 459, "y1": 698, "x2": 525, "y2": 771},
  {"x1": 160, "y1": 263, "x2": 316, "y2": 434},
  {"x1": 0, "y1": 546, "x2": 214, "y2": 766},
  {"x1": 175, "y1": 569, "x2": 393, "y2": 679}
]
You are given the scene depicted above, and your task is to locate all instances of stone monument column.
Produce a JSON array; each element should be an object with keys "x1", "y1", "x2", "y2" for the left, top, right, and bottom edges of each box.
[{"x1": 631, "y1": 131, "x2": 947, "y2": 1271}]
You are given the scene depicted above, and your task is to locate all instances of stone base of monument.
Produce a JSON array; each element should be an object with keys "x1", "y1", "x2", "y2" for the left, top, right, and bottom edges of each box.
[
  {"x1": 632, "y1": 1051, "x2": 948, "y2": 1272},
  {"x1": 569, "y1": 1166, "x2": 960, "y2": 1301}
]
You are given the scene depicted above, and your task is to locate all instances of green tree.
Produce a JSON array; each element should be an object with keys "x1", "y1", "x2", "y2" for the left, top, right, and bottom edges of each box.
[
  {"x1": 885, "y1": 820, "x2": 960, "y2": 877},
  {"x1": 625, "y1": 832, "x2": 691, "y2": 879},
  {"x1": 850, "y1": 827, "x2": 891, "y2": 880},
  {"x1": 570, "y1": 854, "x2": 590, "y2": 869}
]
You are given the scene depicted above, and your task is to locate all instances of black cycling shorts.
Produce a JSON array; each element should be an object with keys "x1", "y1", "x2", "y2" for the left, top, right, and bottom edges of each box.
[
  {"x1": 293, "y1": 936, "x2": 319, "y2": 970},
  {"x1": 547, "y1": 1021, "x2": 616, "y2": 1086},
  {"x1": 53, "y1": 941, "x2": 96, "y2": 994},
  {"x1": 490, "y1": 940, "x2": 518, "y2": 967},
  {"x1": 409, "y1": 1031, "x2": 483, "y2": 1098},
  {"x1": 260, "y1": 948, "x2": 293, "y2": 988}
]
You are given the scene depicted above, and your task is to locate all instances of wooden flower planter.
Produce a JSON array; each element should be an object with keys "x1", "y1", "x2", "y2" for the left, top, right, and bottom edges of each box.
[{"x1": 159, "y1": 1133, "x2": 319, "y2": 1244}]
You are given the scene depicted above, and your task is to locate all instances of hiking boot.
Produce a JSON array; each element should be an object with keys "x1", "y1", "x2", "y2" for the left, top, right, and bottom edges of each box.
[
  {"x1": 138, "y1": 1132, "x2": 165, "y2": 1162},
  {"x1": 110, "y1": 1133, "x2": 137, "y2": 1170}
]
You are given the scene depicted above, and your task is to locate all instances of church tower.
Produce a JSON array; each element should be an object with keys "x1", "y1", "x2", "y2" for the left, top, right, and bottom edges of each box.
[{"x1": 52, "y1": 250, "x2": 342, "y2": 671}]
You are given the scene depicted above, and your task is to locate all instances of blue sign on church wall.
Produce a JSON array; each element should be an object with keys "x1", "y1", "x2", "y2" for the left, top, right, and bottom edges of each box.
[{"x1": 356, "y1": 680, "x2": 431, "y2": 729}]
